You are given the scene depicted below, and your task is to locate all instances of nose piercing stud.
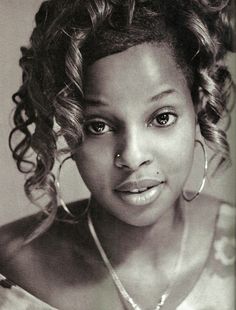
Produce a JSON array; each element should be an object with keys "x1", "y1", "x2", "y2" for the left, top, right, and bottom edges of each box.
[{"x1": 115, "y1": 153, "x2": 123, "y2": 168}]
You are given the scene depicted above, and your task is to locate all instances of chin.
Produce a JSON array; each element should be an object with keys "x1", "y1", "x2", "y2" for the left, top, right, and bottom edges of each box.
[{"x1": 103, "y1": 200, "x2": 170, "y2": 228}]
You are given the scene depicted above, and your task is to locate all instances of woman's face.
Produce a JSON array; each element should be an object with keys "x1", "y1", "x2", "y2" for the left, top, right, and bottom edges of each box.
[{"x1": 75, "y1": 43, "x2": 196, "y2": 226}]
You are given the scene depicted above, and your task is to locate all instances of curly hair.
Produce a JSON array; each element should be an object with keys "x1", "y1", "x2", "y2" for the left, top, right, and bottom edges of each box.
[{"x1": 9, "y1": 0, "x2": 234, "y2": 240}]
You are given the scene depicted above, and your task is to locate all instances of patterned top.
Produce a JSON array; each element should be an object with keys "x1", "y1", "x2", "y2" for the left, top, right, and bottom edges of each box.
[{"x1": 0, "y1": 203, "x2": 235, "y2": 310}]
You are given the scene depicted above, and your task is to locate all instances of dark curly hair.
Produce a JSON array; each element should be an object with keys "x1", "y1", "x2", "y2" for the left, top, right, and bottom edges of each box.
[{"x1": 9, "y1": 0, "x2": 235, "y2": 240}]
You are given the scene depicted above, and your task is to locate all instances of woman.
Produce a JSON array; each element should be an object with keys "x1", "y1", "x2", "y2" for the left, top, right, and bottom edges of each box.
[{"x1": 0, "y1": 0, "x2": 235, "y2": 309}]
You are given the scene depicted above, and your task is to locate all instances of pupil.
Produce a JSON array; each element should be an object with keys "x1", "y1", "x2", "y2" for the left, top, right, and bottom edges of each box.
[
  {"x1": 93, "y1": 122, "x2": 105, "y2": 132},
  {"x1": 158, "y1": 114, "x2": 169, "y2": 124}
]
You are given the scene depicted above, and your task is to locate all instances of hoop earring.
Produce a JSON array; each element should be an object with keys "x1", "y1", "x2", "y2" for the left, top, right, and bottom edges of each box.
[
  {"x1": 182, "y1": 140, "x2": 208, "y2": 202},
  {"x1": 56, "y1": 156, "x2": 90, "y2": 218}
]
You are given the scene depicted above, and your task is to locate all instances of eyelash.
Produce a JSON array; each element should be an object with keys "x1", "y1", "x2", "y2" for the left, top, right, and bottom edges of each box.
[
  {"x1": 84, "y1": 111, "x2": 177, "y2": 135},
  {"x1": 84, "y1": 120, "x2": 112, "y2": 135},
  {"x1": 150, "y1": 111, "x2": 177, "y2": 128}
]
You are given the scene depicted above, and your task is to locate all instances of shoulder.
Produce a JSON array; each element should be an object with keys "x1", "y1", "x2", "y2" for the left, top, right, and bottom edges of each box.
[
  {"x1": 198, "y1": 197, "x2": 235, "y2": 290},
  {"x1": 0, "y1": 199, "x2": 88, "y2": 253},
  {"x1": 178, "y1": 197, "x2": 235, "y2": 309},
  {"x1": 0, "y1": 199, "x2": 91, "y2": 295},
  {"x1": 0, "y1": 212, "x2": 42, "y2": 264},
  {"x1": 185, "y1": 193, "x2": 223, "y2": 232},
  {"x1": 215, "y1": 201, "x2": 235, "y2": 234},
  {"x1": 193, "y1": 194, "x2": 235, "y2": 247},
  {"x1": 183, "y1": 193, "x2": 234, "y2": 273},
  {"x1": 211, "y1": 201, "x2": 235, "y2": 271},
  {"x1": 187, "y1": 192, "x2": 234, "y2": 221},
  {"x1": 188, "y1": 193, "x2": 234, "y2": 248},
  {"x1": 0, "y1": 274, "x2": 57, "y2": 310},
  {"x1": 192, "y1": 195, "x2": 235, "y2": 269}
]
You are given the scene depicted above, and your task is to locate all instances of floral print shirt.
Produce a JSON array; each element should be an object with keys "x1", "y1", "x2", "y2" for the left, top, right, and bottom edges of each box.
[
  {"x1": 0, "y1": 203, "x2": 235, "y2": 310},
  {"x1": 177, "y1": 203, "x2": 235, "y2": 310}
]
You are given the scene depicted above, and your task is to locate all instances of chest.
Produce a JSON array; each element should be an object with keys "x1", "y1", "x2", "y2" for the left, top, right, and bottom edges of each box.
[{"x1": 44, "y1": 260, "x2": 202, "y2": 310}]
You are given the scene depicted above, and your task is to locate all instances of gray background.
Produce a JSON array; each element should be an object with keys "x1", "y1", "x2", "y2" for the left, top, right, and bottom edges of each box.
[{"x1": 0, "y1": 1, "x2": 235, "y2": 226}]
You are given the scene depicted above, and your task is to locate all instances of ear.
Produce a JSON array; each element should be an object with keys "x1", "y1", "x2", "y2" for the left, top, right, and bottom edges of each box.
[
  {"x1": 195, "y1": 122, "x2": 202, "y2": 142},
  {"x1": 193, "y1": 111, "x2": 201, "y2": 138}
]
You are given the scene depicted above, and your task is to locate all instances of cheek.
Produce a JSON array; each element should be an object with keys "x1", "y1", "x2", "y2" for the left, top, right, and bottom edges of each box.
[
  {"x1": 73, "y1": 139, "x2": 114, "y2": 191},
  {"x1": 160, "y1": 123, "x2": 195, "y2": 182}
]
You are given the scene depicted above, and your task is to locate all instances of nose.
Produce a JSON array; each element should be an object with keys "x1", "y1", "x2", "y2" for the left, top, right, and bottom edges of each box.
[{"x1": 114, "y1": 129, "x2": 153, "y2": 171}]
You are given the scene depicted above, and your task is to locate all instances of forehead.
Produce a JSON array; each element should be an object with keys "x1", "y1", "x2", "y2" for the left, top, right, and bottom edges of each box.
[{"x1": 83, "y1": 43, "x2": 189, "y2": 104}]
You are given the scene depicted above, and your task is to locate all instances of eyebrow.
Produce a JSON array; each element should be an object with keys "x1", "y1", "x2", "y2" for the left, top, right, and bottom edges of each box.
[
  {"x1": 83, "y1": 97, "x2": 108, "y2": 107},
  {"x1": 149, "y1": 89, "x2": 177, "y2": 103},
  {"x1": 84, "y1": 88, "x2": 177, "y2": 107}
]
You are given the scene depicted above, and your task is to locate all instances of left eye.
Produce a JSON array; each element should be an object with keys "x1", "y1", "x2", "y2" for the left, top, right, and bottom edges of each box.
[{"x1": 152, "y1": 113, "x2": 177, "y2": 127}]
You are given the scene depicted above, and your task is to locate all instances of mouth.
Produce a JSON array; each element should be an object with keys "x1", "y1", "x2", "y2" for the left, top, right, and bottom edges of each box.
[
  {"x1": 120, "y1": 186, "x2": 154, "y2": 193},
  {"x1": 114, "y1": 179, "x2": 164, "y2": 207}
]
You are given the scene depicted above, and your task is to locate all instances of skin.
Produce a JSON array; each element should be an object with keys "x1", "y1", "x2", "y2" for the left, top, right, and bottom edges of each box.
[
  {"x1": 75, "y1": 43, "x2": 196, "y2": 227},
  {"x1": 0, "y1": 43, "x2": 221, "y2": 310}
]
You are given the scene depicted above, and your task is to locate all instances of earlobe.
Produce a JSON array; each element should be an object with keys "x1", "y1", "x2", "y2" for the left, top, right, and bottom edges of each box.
[
  {"x1": 195, "y1": 122, "x2": 201, "y2": 141},
  {"x1": 194, "y1": 111, "x2": 199, "y2": 125}
]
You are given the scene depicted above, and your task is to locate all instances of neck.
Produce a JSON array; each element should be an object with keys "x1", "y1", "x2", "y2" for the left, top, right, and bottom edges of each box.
[{"x1": 89, "y1": 197, "x2": 185, "y2": 268}]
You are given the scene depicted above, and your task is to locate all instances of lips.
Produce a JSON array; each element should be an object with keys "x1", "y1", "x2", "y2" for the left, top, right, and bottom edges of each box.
[{"x1": 114, "y1": 178, "x2": 164, "y2": 206}]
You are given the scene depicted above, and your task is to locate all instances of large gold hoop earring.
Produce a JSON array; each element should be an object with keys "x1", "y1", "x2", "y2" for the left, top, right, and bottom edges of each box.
[
  {"x1": 182, "y1": 140, "x2": 208, "y2": 202},
  {"x1": 56, "y1": 156, "x2": 90, "y2": 218}
]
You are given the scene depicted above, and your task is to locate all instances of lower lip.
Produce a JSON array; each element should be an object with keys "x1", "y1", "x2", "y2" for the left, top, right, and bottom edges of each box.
[{"x1": 115, "y1": 184, "x2": 164, "y2": 207}]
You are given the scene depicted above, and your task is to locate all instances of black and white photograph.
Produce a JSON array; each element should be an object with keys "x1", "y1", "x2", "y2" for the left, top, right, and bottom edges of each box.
[{"x1": 0, "y1": 1, "x2": 235, "y2": 309}]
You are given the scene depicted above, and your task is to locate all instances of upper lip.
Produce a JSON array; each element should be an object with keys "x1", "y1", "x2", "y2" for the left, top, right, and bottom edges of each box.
[{"x1": 115, "y1": 178, "x2": 163, "y2": 192}]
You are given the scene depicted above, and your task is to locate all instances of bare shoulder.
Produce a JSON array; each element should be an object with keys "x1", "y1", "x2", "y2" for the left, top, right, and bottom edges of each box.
[
  {"x1": 0, "y1": 199, "x2": 88, "y2": 252},
  {"x1": 0, "y1": 200, "x2": 94, "y2": 303},
  {"x1": 0, "y1": 212, "x2": 42, "y2": 264},
  {"x1": 183, "y1": 193, "x2": 231, "y2": 246},
  {"x1": 198, "y1": 196, "x2": 235, "y2": 281},
  {"x1": 186, "y1": 193, "x2": 235, "y2": 250}
]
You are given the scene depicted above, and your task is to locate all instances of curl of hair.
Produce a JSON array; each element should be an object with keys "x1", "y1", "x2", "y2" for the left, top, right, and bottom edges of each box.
[{"x1": 9, "y1": 0, "x2": 234, "y2": 239}]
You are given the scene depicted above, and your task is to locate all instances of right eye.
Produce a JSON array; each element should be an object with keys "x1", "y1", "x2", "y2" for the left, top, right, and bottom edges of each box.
[{"x1": 84, "y1": 121, "x2": 112, "y2": 135}]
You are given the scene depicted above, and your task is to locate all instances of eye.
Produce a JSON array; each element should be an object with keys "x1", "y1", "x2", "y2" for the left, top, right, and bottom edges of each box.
[
  {"x1": 151, "y1": 112, "x2": 177, "y2": 127},
  {"x1": 84, "y1": 120, "x2": 112, "y2": 135}
]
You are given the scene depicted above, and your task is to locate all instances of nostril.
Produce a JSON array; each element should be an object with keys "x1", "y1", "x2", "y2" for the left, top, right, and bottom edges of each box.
[
  {"x1": 114, "y1": 149, "x2": 153, "y2": 170},
  {"x1": 139, "y1": 159, "x2": 152, "y2": 167}
]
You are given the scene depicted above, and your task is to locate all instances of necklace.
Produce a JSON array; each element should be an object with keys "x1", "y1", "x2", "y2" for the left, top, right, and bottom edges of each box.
[{"x1": 87, "y1": 208, "x2": 188, "y2": 310}]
